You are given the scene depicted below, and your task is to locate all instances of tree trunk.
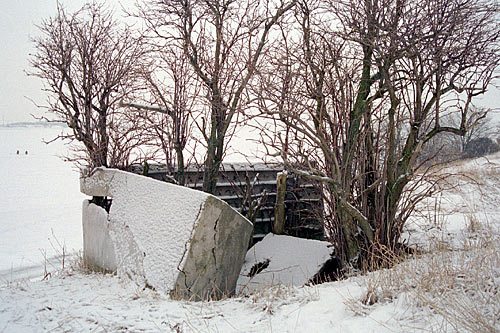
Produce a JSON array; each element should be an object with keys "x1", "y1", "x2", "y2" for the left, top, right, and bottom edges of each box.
[{"x1": 273, "y1": 172, "x2": 287, "y2": 235}]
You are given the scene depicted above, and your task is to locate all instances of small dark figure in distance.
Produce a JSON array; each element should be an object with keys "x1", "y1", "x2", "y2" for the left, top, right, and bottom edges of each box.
[
  {"x1": 25, "y1": 150, "x2": 28, "y2": 155},
  {"x1": 16, "y1": 150, "x2": 19, "y2": 155}
]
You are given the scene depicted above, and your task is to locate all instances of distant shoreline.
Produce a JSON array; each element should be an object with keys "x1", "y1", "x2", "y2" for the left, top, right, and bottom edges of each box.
[{"x1": 0, "y1": 121, "x2": 67, "y2": 129}]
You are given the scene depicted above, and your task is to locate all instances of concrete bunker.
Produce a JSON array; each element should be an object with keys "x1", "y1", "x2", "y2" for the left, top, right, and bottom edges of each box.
[{"x1": 80, "y1": 168, "x2": 253, "y2": 300}]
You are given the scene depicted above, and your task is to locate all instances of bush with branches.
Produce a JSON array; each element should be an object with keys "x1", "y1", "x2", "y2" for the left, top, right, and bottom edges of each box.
[
  {"x1": 255, "y1": 0, "x2": 500, "y2": 271},
  {"x1": 30, "y1": 2, "x2": 148, "y2": 171}
]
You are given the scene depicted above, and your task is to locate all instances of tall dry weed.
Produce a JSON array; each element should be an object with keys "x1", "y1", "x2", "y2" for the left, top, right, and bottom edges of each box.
[{"x1": 351, "y1": 222, "x2": 500, "y2": 332}]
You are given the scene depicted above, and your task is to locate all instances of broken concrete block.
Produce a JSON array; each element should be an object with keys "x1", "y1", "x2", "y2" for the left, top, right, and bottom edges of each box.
[
  {"x1": 82, "y1": 200, "x2": 117, "y2": 273},
  {"x1": 81, "y1": 168, "x2": 253, "y2": 300},
  {"x1": 237, "y1": 234, "x2": 334, "y2": 293}
]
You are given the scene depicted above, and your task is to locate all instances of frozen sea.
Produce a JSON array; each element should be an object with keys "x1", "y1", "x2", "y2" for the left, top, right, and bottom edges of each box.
[{"x1": 0, "y1": 125, "x2": 85, "y2": 277}]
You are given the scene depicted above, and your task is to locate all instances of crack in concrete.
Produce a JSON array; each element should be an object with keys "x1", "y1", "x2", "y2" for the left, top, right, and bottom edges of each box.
[
  {"x1": 212, "y1": 214, "x2": 220, "y2": 268},
  {"x1": 210, "y1": 210, "x2": 223, "y2": 292},
  {"x1": 177, "y1": 202, "x2": 205, "y2": 295},
  {"x1": 177, "y1": 202, "x2": 204, "y2": 273}
]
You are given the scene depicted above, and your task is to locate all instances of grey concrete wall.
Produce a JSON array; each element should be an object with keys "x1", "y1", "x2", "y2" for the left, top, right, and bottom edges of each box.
[{"x1": 171, "y1": 196, "x2": 254, "y2": 300}]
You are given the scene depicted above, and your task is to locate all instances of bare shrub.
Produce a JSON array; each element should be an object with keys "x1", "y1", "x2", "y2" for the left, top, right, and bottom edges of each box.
[
  {"x1": 30, "y1": 2, "x2": 148, "y2": 170},
  {"x1": 464, "y1": 137, "x2": 500, "y2": 158},
  {"x1": 256, "y1": 0, "x2": 500, "y2": 272}
]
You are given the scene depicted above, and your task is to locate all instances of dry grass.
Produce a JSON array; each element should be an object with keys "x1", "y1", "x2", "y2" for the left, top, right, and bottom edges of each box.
[{"x1": 349, "y1": 222, "x2": 500, "y2": 332}]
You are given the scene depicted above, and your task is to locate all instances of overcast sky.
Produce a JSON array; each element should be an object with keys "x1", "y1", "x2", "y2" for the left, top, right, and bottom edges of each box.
[
  {"x1": 0, "y1": 0, "x2": 134, "y2": 124},
  {"x1": 1, "y1": 0, "x2": 499, "y2": 124}
]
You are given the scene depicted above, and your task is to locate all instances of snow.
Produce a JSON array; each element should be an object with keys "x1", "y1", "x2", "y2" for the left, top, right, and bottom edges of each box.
[
  {"x1": 82, "y1": 200, "x2": 117, "y2": 271},
  {"x1": 402, "y1": 154, "x2": 500, "y2": 250},
  {"x1": 82, "y1": 168, "x2": 210, "y2": 293},
  {"x1": 0, "y1": 268, "x2": 436, "y2": 332},
  {"x1": 1, "y1": 126, "x2": 499, "y2": 332},
  {"x1": 0, "y1": 126, "x2": 85, "y2": 276},
  {"x1": 237, "y1": 234, "x2": 333, "y2": 293}
]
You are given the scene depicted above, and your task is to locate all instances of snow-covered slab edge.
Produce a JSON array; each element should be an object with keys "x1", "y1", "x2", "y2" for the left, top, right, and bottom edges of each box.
[{"x1": 237, "y1": 234, "x2": 334, "y2": 293}]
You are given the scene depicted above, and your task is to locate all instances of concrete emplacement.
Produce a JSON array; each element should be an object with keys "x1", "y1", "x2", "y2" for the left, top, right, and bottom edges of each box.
[{"x1": 80, "y1": 168, "x2": 253, "y2": 301}]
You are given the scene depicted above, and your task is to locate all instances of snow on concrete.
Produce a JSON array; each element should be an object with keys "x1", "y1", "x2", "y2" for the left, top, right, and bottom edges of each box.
[
  {"x1": 82, "y1": 200, "x2": 117, "y2": 272},
  {"x1": 81, "y1": 168, "x2": 209, "y2": 293},
  {"x1": 237, "y1": 234, "x2": 333, "y2": 293}
]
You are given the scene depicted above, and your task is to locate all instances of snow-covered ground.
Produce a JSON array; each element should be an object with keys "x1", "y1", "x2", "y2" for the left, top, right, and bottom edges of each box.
[
  {"x1": 0, "y1": 269, "x2": 441, "y2": 332},
  {"x1": 0, "y1": 126, "x2": 499, "y2": 332},
  {"x1": 0, "y1": 125, "x2": 85, "y2": 278},
  {"x1": 403, "y1": 155, "x2": 500, "y2": 250}
]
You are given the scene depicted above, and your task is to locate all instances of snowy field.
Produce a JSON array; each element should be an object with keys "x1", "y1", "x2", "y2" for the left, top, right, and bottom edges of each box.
[
  {"x1": 0, "y1": 125, "x2": 85, "y2": 278},
  {"x1": 0, "y1": 126, "x2": 499, "y2": 332}
]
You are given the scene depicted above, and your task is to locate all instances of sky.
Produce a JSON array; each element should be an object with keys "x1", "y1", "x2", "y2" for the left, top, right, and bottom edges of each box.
[
  {"x1": 0, "y1": 0, "x2": 135, "y2": 124},
  {"x1": 0, "y1": 0, "x2": 499, "y2": 124}
]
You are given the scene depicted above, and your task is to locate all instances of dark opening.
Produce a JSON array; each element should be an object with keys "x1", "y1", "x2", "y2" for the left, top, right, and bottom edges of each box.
[
  {"x1": 309, "y1": 256, "x2": 342, "y2": 285},
  {"x1": 247, "y1": 259, "x2": 271, "y2": 278},
  {"x1": 90, "y1": 196, "x2": 113, "y2": 213}
]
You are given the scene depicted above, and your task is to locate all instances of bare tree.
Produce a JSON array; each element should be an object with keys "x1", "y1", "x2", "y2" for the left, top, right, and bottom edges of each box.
[
  {"x1": 446, "y1": 106, "x2": 494, "y2": 153},
  {"x1": 138, "y1": 0, "x2": 296, "y2": 194},
  {"x1": 124, "y1": 45, "x2": 200, "y2": 185},
  {"x1": 257, "y1": 0, "x2": 500, "y2": 270},
  {"x1": 418, "y1": 106, "x2": 494, "y2": 163},
  {"x1": 30, "y1": 2, "x2": 147, "y2": 171}
]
